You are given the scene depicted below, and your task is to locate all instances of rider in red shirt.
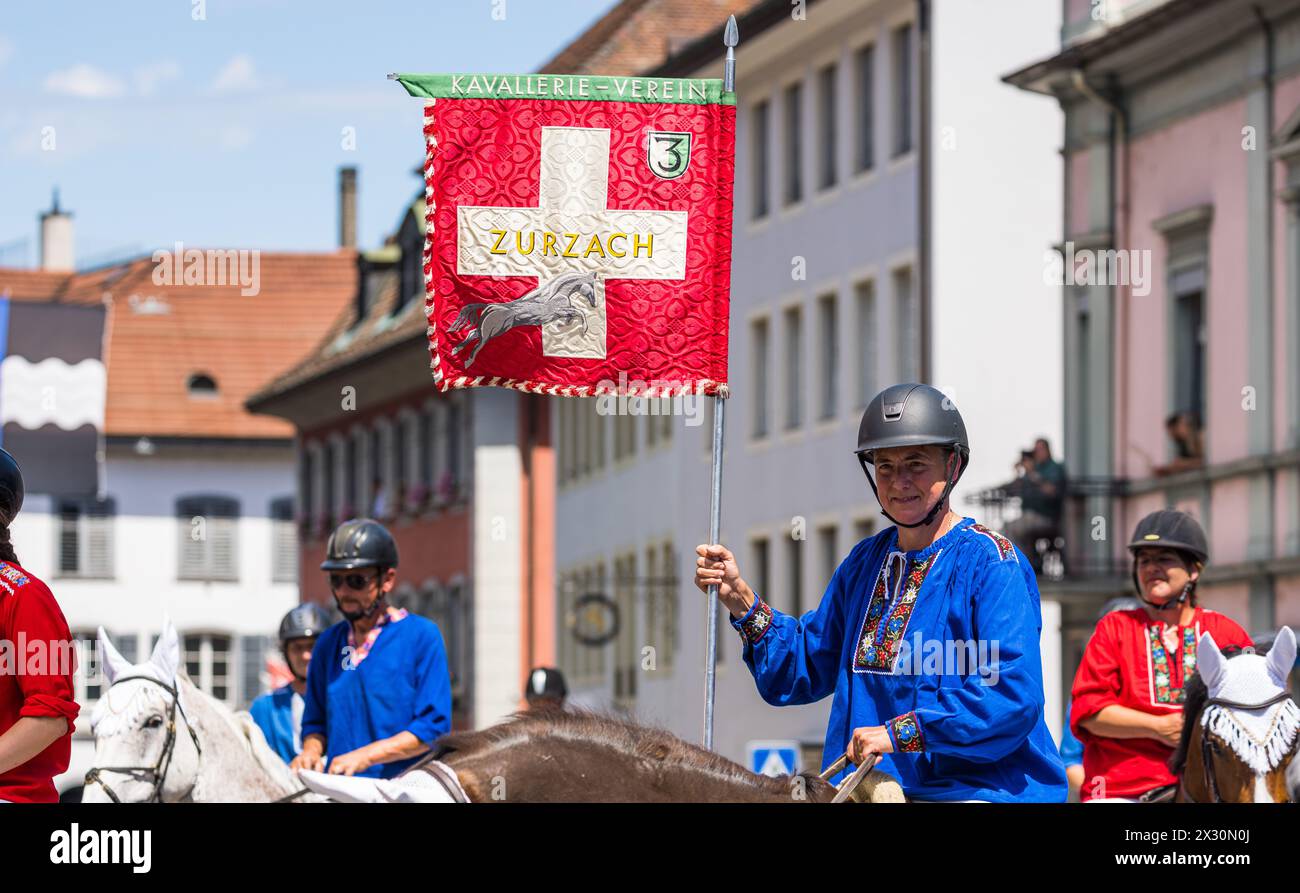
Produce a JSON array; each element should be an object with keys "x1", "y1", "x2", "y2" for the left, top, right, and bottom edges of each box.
[
  {"x1": 0, "y1": 448, "x2": 79, "y2": 803},
  {"x1": 1070, "y1": 510, "x2": 1251, "y2": 802}
]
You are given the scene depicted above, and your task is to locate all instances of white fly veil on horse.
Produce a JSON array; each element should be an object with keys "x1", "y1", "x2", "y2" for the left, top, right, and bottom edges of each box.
[{"x1": 1196, "y1": 627, "x2": 1299, "y2": 779}]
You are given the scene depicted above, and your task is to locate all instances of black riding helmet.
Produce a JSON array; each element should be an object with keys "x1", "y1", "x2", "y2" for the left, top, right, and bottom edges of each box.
[
  {"x1": 322, "y1": 518, "x2": 398, "y2": 622},
  {"x1": 320, "y1": 518, "x2": 399, "y2": 571},
  {"x1": 1126, "y1": 510, "x2": 1208, "y2": 608},
  {"x1": 854, "y1": 383, "x2": 970, "y2": 529},
  {"x1": 0, "y1": 447, "x2": 24, "y2": 523}
]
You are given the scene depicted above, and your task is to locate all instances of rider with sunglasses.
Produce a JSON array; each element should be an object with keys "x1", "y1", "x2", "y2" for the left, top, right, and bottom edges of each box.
[{"x1": 290, "y1": 518, "x2": 452, "y2": 779}]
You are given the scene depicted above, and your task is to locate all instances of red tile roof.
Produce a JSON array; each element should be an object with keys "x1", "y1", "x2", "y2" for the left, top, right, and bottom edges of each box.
[
  {"x1": 540, "y1": 0, "x2": 761, "y2": 75},
  {"x1": 0, "y1": 251, "x2": 357, "y2": 439}
]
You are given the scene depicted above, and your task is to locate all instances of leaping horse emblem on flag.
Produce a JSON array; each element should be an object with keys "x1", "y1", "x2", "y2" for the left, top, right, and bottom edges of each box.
[{"x1": 394, "y1": 73, "x2": 735, "y2": 397}]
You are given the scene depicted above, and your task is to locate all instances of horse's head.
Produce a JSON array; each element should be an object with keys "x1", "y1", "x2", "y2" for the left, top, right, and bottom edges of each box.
[
  {"x1": 1173, "y1": 627, "x2": 1298, "y2": 802},
  {"x1": 83, "y1": 622, "x2": 202, "y2": 803}
]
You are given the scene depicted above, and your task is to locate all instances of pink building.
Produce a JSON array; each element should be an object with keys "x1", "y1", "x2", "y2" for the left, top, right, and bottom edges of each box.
[{"x1": 1007, "y1": 0, "x2": 1300, "y2": 672}]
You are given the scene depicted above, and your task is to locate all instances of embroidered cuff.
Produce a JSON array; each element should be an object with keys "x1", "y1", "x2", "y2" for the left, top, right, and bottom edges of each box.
[
  {"x1": 887, "y1": 711, "x2": 925, "y2": 754},
  {"x1": 730, "y1": 598, "x2": 774, "y2": 645}
]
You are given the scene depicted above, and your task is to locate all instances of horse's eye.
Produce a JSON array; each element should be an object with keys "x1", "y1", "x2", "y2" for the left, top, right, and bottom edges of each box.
[{"x1": 144, "y1": 715, "x2": 164, "y2": 729}]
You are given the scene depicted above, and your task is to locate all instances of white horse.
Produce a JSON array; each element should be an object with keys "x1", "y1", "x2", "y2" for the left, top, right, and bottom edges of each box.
[{"x1": 83, "y1": 622, "x2": 305, "y2": 803}]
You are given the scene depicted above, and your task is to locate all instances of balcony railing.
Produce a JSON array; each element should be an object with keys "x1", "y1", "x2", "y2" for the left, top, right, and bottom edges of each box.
[{"x1": 966, "y1": 476, "x2": 1130, "y2": 583}]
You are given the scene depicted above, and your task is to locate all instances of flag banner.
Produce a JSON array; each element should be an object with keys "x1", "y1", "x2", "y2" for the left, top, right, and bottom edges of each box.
[
  {"x1": 0, "y1": 298, "x2": 107, "y2": 495},
  {"x1": 395, "y1": 72, "x2": 735, "y2": 397}
]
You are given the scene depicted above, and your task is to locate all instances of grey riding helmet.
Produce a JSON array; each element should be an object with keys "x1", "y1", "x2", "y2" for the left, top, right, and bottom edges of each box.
[
  {"x1": 854, "y1": 383, "x2": 970, "y2": 528},
  {"x1": 278, "y1": 603, "x2": 333, "y2": 645},
  {"x1": 320, "y1": 518, "x2": 399, "y2": 571}
]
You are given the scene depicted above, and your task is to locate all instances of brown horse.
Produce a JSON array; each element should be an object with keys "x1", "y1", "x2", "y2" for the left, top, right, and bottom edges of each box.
[
  {"x1": 297, "y1": 708, "x2": 902, "y2": 803},
  {"x1": 1170, "y1": 629, "x2": 1298, "y2": 803}
]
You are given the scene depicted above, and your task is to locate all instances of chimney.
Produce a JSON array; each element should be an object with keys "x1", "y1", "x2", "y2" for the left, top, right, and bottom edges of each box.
[
  {"x1": 40, "y1": 188, "x2": 74, "y2": 271},
  {"x1": 338, "y1": 166, "x2": 357, "y2": 249}
]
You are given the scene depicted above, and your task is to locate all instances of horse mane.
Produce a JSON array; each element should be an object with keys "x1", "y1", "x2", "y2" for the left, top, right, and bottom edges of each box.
[
  {"x1": 1169, "y1": 644, "x2": 1247, "y2": 775},
  {"x1": 175, "y1": 670, "x2": 296, "y2": 796},
  {"x1": 431, "y1": 706, "x2": 830, "y2": 797}
]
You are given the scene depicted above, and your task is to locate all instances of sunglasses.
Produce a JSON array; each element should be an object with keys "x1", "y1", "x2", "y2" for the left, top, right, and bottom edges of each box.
[{"x1": 329, "y1": 572, "x2": 377, "y2": 592}]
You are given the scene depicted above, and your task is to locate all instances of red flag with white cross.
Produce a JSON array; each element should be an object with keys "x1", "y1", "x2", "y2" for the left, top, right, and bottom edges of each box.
[{"x1": 394, "y1": 72, "x2": 735, "y2": 397}]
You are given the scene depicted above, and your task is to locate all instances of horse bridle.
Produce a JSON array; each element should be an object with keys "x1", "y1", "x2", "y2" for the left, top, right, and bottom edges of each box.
[
  {"x1": 84, "y1": 675, "x2": 203, "y2": 803},
  {"x1": 1179, "y1": 690, "x2": 1295, "y2": 803}
]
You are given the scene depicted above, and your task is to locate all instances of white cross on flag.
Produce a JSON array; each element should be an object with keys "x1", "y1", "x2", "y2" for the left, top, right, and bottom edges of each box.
[{"x1": 395, "y1": 72, "x2": 736, "y2": 398}]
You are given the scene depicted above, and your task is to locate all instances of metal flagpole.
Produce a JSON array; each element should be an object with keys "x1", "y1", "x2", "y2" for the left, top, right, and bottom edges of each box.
[{"x1": 703, "y1": 13, "x2": 739, "y2": 752}]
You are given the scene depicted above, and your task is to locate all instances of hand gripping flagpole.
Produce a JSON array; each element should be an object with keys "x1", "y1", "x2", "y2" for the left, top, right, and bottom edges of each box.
[{"x1": 703, "y1": 14, "x2": 739, "y2": 752}]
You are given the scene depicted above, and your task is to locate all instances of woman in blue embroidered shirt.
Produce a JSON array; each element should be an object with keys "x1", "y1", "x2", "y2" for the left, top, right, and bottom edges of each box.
[{"x1": 695, "y1": 383, "x2": 1066, "y2": 802}]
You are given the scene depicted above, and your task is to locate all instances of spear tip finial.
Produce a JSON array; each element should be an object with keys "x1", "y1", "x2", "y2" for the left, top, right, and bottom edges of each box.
[{"x1": 724, "y1": 15, "x2": 738, "y2": 47}]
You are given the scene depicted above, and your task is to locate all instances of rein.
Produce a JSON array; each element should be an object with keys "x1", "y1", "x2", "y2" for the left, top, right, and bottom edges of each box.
[
  {"x1": 84, "y1": 675, "x2": 203, "y2": 804},
  {"x1": 1179, "y1": 691, "x2": 1296, "y2": 803}
]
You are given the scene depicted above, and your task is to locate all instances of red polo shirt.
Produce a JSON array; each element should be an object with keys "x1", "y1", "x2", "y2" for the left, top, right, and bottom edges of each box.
[
  {"x1": 0, "y1": 561, "x2": 80, "y2": 803},
  {"x1": 1070, "y1": 607, "x2": 1251, "y2": 801}
]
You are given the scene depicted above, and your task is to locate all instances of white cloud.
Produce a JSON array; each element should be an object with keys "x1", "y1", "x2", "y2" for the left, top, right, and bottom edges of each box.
[
  {"x1": 44, "y1": 63, "x2": 126, "y2": 99},
  {"x1": 212, "y1": 55, "x2": 258, "y2": 93},
  {"x1": 134, "y1": 61, "x2": 181, "y2": 96}
]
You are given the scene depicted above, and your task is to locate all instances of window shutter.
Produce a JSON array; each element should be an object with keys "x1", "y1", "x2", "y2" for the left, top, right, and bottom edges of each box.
[
  {"x1": 271, "y1": 498, "x2": 297, "y2": 583},
  {"x1": 58, "y1": 502, "x2": 80, "y2": 574},
  {"x1": 240, "y1": 635, "x2": 269, "y2": 708},
  {"x1": 84, "y1": 501, "x2": 114, "y2": 578}
]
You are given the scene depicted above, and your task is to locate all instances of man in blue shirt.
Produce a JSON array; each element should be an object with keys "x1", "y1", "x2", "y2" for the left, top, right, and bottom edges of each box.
[
  {"x1": 250, "y1": 603, "x2": 332, "y2": 764},
  {"x1": 289, "y1": 518, "x2": 452, "y2": 779},
  {"x1": 695, "y1": 384, "x2": 1066, "y2": 802}
]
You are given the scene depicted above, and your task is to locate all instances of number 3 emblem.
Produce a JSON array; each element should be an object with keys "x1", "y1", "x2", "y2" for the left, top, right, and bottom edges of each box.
[{"x1": 647, "y1": 131, "x2": 692, "y2": 180}]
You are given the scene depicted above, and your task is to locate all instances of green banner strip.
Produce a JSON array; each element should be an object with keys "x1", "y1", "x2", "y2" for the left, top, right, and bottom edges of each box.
[{"x1": 394, "y1": 72, "x2": 734, "y2": 106}]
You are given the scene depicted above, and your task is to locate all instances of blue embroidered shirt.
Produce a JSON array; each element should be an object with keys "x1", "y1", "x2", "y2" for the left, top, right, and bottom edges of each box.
[
  {"x1": 730, "y1": 516, "x2": 1067, "y2": 802},
  {"x1": 301, "y1": 614, "x2": 453, "y2": 779}
]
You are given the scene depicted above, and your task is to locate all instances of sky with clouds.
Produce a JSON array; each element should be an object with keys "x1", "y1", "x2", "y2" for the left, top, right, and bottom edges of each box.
[{"x1": 0, "y1": 0, "x2": 614, "y2": 266}]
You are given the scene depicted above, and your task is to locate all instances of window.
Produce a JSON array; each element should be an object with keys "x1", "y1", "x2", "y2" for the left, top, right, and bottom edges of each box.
[
  {"x1": 893, "y1": 267, "x2": 918, "y2": 382},
  {"x1": 818, "y1": 63, "x2": 837, "y2": 190},
  {"x1": 855, "y1": 44, "x2": 875, "y2": 172},
  {"x1": 854, "y1": 518, "x2": 875, "y2": 544},
  {"x1": 239, "y1": 635, "x2": 271, "y2": 709},
  {"x1": 74, "y1": 630, "x2": 136, "y2": 711},
  {"x1": 343, "y1": 435, "x2": 358, "y2": 516},
  {"x1": 855, "y1": 280, "x2": 877, "y2": 407},
  {"x1": 176, "y1": 495, "x2": 239, "y2": 581},
  {"x1": 419, "y1": 410, "x2": 434, "y2": 487},
  {"x1": 787, "y1": 536, "x2": 804, "y2": 617},
  {"x1": 659, "y1": 542, "x2": 678, "y2": 670},
  {"x1": 323, "y1": 440, "x2": 337, "y2": 520},
  {"x1": 613, "y1": 552, "x2": 638, "y2": 706},
  {"x1": 614, "y1": 413, "x2": 636, "y2": 461},
  {"x1": 752, "y1": 318, "x2": 770, "y2": 438},
  {"x1": 892, "y1": 24, "x2": 914, "y2": 157},
  {"x1": 752, "y1": 99, "x2": 770, "y2": 219},
  {"x1": 299, "y1": 449, "x2": 314, "y2": 525},
  {"x1": 394, "y1": 415, "x2": 409, "y2": 508},
  {"x1": 818, "y1": 524, "x2": 839, "y2": 590},
  {"x1": 1173, "y1": 288, "x2": 1206, "y2": 424},
  {"x1": 784, "y1": 82, "x2": 804, "y2": 206},
  {"x1": 751, "y1": 536, "x2": 771, "y2": 603},
  {"x1": 590, "y1": 398, "x2": 607, "y2": 470},
  {"x1": 446, "y1": 402, "x2": 463, "y2": 493},
  {"x1": 270, "y1": 497, "x2": 296, "y2": 583},
  {"x1": 184, "y1": 633, "x2": 232, "y2": 703},
  {"x1": 784, "y1": 305, "x2": 803, "y2": 430},
  {"x1": 187, "y1": 373, "x2": 218, "y2": 398},
  {"x1": 57, "y1": 497, "x2": 114, "y2": 578},
  {"x1": 818, "y1": 293, "x2": 838, "y2": 420}
]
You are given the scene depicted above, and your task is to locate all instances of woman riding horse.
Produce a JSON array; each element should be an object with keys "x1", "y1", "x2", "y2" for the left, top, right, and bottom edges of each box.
[
  {"x1": 1070, "y1": 510, "x2": 1253, "y2": 802},
  {"x1": 695, "y1": 384, "x2": 1067, "y2": 802}
]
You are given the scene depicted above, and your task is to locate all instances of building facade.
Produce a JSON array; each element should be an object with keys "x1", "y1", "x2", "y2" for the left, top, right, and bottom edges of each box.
[{"x1": 1008, "y1": 0, "x2": 1300, "y2": 687}]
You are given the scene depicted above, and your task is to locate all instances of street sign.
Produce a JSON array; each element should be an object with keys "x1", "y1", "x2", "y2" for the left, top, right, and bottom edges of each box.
[{"x1": 746, "y1": 740, "x2": 800, "y2": 777}]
